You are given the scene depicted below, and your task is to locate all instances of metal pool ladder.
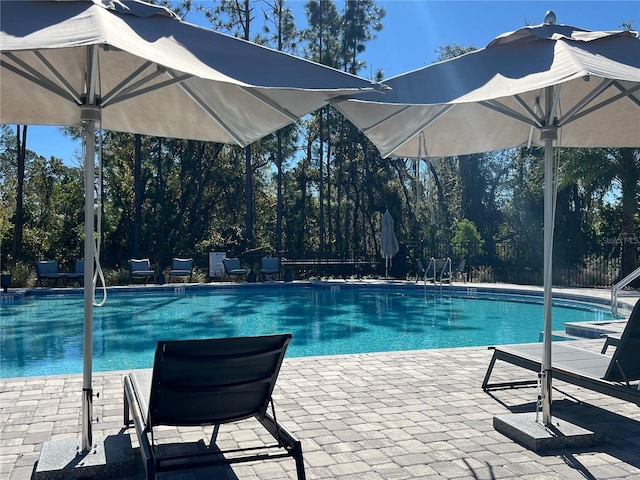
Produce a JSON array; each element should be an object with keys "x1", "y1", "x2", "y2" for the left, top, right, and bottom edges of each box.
[{"x1": 611, "y1": 266, "x2": 640, "y2": 316}]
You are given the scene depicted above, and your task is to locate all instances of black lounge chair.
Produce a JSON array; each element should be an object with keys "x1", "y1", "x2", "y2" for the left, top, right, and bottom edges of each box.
[
  {"x1": 63, "y1": 259, "x2": 84, "y2": 286},
  {"x1": 35, "y1": 260, "x2": 67, "y2": 287},
  {"x1": 453, "y1": 258, "x2": 467, "y2": 283},
  {"x1": 222, "y1": 257, "x2": 250, "y2": 282},
  {"x1": 123, "y1": 334, "x2": 305, "y2": 480},
  {"x1": 129, "y1": 258, "x2": 155, "y2": 284},
  {"x1": 482, "y1": 299, "x2": 640, "y2": 405},
  {"x1": 168, "y1": 257, "x2": 194, "y2": 283},
  {"x1": 259, "y1": 256, "x2": 281, "y2": 281}
]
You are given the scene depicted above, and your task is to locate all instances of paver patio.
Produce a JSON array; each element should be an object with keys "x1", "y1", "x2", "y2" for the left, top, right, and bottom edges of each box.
[
  {"x1": 2, "y1": 339, "x2": 639, "y2": 479},
  {"x1": 2, "y1": 285, "x2": 638, "y2": 479}
]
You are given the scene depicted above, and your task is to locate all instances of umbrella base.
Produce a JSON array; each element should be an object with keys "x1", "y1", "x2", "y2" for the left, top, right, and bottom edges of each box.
[
  {"x1": 35, "y1": 435, "x2": 135, "y2": 479},
  {"x1": 493, "y1": 412, "x2": 602, "y2": 451}
]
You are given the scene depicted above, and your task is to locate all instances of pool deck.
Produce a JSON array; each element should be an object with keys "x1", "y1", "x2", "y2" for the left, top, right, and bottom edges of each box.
[{"x1": 1, "y1": 283, "x2": 639, "y2": 479}]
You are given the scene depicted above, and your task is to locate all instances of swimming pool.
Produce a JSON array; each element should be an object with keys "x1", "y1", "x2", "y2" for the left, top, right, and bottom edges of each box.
[{"x1": 0, "y1": 284, "x2": 616, "y2": 378}]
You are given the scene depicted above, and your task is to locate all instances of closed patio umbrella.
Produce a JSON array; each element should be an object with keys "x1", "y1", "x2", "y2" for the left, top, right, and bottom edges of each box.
[
  {"x1": 334, "y1": 13, "x2": 640, "y2": 430},
  {"x1": 1, "y1": 0, "x2": 383, "y2": 455},
  {"x1": 381, "y1": 210, "x2": 399, "y2": 278}
]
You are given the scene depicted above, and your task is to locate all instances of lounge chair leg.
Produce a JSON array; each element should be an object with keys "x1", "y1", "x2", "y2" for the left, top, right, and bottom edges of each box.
[
  {"x1": 292, "y1": 443, "x2": 306, "y2": 480},
  {"x1": 123, "y1": 384, "x2": 131, "y2": 426},
  {"x1": 482, "y1": 349, "x2": 498, "y2": 390},
  {"x1": 259, "y1": 411, "x2": 306, "y2": 479},
  {"x1": 210, "y1": 424, "x2": 220, "y2": 444}
]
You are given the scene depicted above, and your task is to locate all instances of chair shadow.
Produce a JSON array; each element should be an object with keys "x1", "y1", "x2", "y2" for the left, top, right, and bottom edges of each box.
[{"x1": 141, "y1": 439, "x2": 241, "y2": 479}]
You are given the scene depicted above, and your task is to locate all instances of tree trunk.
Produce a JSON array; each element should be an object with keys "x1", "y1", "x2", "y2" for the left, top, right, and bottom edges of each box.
[
  {"x1": 12, "y1": 125, "x2": 26, "y2": 263},
  {"x1": 619, "y1": 148, "x2": 639, "y2": 282}
]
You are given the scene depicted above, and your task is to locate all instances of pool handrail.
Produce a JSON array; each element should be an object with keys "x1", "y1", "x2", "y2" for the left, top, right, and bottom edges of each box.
[{"x1": 612, "y1": 266, "x2": 640, "y2": 316}]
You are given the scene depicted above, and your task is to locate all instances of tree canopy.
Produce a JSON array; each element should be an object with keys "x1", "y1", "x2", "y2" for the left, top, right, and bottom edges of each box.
[{"x1": 1, "y1": 1, "x2": 638, "y2": 287}]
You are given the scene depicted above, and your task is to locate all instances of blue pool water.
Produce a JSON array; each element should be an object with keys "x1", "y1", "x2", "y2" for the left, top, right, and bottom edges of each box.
[{"x1": 0, "y1": 286, "x2": 615, "y2": 378}]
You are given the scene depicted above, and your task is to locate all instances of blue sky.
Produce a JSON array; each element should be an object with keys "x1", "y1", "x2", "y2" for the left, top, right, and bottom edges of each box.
[{"x1": 21, "y1": 0, "x2": 640, "y2": 165}]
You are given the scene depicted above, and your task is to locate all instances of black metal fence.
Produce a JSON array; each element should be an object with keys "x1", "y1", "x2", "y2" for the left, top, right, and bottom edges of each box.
[
  {"x1": 105, "y1": 239, "x2": 638, "y2": 288},
  {"x1": 400, "y1": 240, "x2": 638, "y2": 288}
]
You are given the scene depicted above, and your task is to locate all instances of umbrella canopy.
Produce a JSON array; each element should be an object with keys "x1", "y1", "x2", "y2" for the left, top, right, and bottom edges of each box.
[
  {"x1": 334, "y1": 21, "x2": 639, "y2": 158},
  {"x1": 333, "y1": 15, "x2": 640, "y2": 427},
  {"x1": 380, "y1": 210, "x2": 400, "y2": 277},
  {"x1": 1, "y1": 0, "x2": 382, "y2": 452},
  {"x1": 1, "y1": 0, "x2": 382, "y2": 147}
]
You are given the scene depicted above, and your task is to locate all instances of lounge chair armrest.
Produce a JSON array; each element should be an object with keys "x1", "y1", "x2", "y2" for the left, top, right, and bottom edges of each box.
[{"x1": 124, "y1": 374, "x2": 154, "y2": 478}]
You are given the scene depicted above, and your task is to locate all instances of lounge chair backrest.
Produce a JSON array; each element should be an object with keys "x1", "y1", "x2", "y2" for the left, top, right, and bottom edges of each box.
[
  {"x1": 222, "y1": 257, "x2": 241, "y2": 272},
  {"x1": 36, "y1": 261, "x2": 59, "y2": 275},
  {"x1": 172, "y1": 258, "x2": 193, "y2": 270},
  {"x1": 148, "y1": 334, "x2": 292, "y2": 428},
  {"x1": 261, "y1": 257, "x2": 280, "y2": 270},
  {"x1": 74, "y1": 259, "x2": 84, "y2": 274},
  {"x1": 604, "y1": 299, "x2": 640, "y2": 382},
  {"x1": 129, "y1": 258, "x2": 151, "y2": 273}
]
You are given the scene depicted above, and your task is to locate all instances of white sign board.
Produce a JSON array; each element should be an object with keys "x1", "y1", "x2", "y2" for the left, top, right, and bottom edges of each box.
[{"x1": 209, "y1": 252, "x2": 226, "y2": 278}]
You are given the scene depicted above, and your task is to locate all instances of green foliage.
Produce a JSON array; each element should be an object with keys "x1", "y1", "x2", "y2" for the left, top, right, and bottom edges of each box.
[
  {"x1": 471, "y1": 265, "x2": 495, "y2": 283},
  {"x1": 1, "y1": 7, "x2": 637, "y2": 287},
  {"x1": 435, "y1": 43, "x2": 476, "y2": 62},
  {"x1": 2, "y1": 261, "x2": 33, "y2": 288},
  {"x1": 452, "y1": 219, "x2": 485, "y2": 259},
  {"x1": 101, "y1": 268, "x2": 130, "y2": 287}
]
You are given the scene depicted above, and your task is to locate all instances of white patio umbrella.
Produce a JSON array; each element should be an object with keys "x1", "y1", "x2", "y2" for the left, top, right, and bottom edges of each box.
[
  {"x1": 1, "y1": 0, "x2": 382, "y2": 453},
  {"x1": 381, "y1": 210, "x2": 399, "y2": 278},
  {"x1": 334, "y1": 13, "x2": 640, "y2": 427}
]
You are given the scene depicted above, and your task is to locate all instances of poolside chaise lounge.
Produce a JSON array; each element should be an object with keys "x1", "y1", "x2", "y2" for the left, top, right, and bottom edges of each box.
[
  {"x1": 129, "y1": 258, "x2": 155, "y2": 284},
  {"x1": 167, "y1": 257, "x2": 194, "y2": 283},
  {"x1": 123, "y1": 334, "x2": 306, "y2": 480},
  {"x1": 482, "y1": 298, "x2": 640, "y2": 405},
  {"x1": 35, "y1": 260, "x2": 67, "y2": 287}
]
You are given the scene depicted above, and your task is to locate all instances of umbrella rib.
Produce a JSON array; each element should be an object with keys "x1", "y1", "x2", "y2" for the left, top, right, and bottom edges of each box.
[
  {"x1": 380, "y1": 104, "x2": 455, "y2": 158},
  {"x1": 514, "y1": 93, "x2": 543, "y2": 126},
  {"x1": 360, "y1": 104, "x2": 414, "y2": 133},
  {"x1": 479, "y1": 99, "x2": 540, "y2": 128},
  {"x1": 103, "y1": 71, "x2": 183, "y2": 107},
  {"x1": 382, "y1": 104, "x2": 455, "y2": 158},
  {"x1": 238, "y1": 86, "x2": 300, "y2": 122},
  {"x1": 559, "y1": 81, "x2": 640, "y2": 126},
  {"x1": 165, "y1": 70, "x2": 246, "y2": 146},
  {"x1": 556, "y1": 78, "x2": 613, "y2": 126},
  {"x1": 2, "y1": 53, "x2": 80, "y2": 105},
  {"x1": 100, "y1": 61, "x2": 158, "y2": 106},
  {"x1": 35, "y1": 51, "x2": 83, "y2": 104},
  {"x1": 616, "y1": 81, "x2": 640, "y2": 109}
]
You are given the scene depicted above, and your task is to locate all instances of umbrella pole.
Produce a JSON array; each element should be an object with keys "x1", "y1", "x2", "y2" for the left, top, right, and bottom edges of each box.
[
  {"x1": 540, "y1": 127, "x2": 557, "y2": 426},
  {"x1": 81, "y1": 116, "x2": 96, "y2": 452}
]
